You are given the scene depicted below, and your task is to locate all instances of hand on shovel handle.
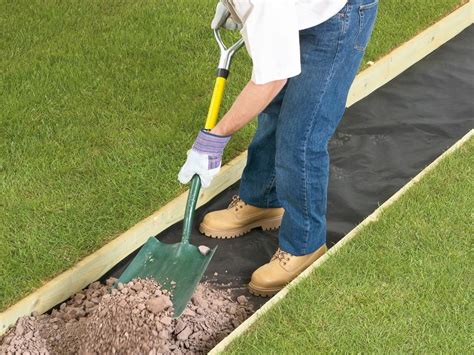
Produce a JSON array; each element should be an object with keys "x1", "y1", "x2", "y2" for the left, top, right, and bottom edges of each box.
[{"x1": 178, "y1": 130, "x2": 231, "y2": 188}]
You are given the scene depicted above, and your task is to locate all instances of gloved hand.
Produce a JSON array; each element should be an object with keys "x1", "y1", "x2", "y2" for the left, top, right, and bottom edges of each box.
[
  {"x1": 178, "y1": 130, "x2": 231, "y2": 188},
  {"x1": 211, "y1": 1, "x2": 242, "y2": 31}
]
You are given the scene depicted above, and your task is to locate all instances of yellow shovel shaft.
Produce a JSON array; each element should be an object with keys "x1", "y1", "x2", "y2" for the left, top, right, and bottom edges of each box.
[{"x1": 204, "y1": 76, "x2": 227, "y2": 130}]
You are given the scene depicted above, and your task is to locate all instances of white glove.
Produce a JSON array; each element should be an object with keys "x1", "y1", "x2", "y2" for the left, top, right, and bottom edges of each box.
[
  {"x1": 178, "y1": 150, "x2": 220, "y2": 188},
  {"x1": 178, "y1": 130, "x2": 231, "y2": 188},
  {"x1": 211, "y1": 1, "x2": 242, "y2": 31}
]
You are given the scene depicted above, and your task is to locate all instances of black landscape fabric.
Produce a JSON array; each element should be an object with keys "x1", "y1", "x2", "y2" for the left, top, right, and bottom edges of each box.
[{"x1": 106, "y1": 26, "x2": 473, "y2": 306}]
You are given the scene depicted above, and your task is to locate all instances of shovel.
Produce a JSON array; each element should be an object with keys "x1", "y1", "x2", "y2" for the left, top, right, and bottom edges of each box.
[{"x1": 117, "y1": 29, "x2": 244, "y2": 318}]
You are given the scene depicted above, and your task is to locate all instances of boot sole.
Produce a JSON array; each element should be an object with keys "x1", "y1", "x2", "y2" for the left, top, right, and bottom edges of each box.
[
  {"x1": 199, "y1": 216, "x2": 282, "y2": 239},
  {"x1": 247, "y1": 282, "x2": 282, "y2": 297}
]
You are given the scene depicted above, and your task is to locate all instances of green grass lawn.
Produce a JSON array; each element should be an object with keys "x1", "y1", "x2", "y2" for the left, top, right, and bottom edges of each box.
[
  {"x1": 0, "y1": 0, "x2": 466, "y2": 310},
  {"x1": 226, "y1": 136, "x2": 473, "y2": 353}
]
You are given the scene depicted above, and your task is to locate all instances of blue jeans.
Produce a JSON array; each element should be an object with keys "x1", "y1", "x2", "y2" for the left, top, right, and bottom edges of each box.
[{"x1": 239, "y1": 0, "x2": 378, "y2": 255}]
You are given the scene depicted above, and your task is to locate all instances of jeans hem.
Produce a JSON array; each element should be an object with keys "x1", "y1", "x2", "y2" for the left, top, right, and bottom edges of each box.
[
  {"x1": 239, "y1": 193, "x2": 282, "y2": 209},
  {"x1": 279, "y1": 238, "x2": 326, "y2": 256}
]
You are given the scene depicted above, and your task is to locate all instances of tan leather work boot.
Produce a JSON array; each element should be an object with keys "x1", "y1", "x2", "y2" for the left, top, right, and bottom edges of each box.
[
  {"x1": 248, "y1": 245, "x2": 327, "y2": 297},
  {"x1": 199, "y1": 195, "x2": 284, "y2": 239}
]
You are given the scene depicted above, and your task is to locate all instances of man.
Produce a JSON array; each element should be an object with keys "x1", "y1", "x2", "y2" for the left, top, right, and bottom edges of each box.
[{"x1": 179, "y1": 0, "x2": 378, "y2": 296}]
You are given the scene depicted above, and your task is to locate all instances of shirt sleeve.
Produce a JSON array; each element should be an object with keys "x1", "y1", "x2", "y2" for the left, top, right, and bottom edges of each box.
[{"x1": 236, "y1": 0, "x2": 301, "y2": 85}]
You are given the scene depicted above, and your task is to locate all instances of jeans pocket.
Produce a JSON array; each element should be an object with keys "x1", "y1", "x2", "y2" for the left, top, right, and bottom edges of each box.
[{"x1": 355, "y1": 0, "x2": 378, "y2": 52}]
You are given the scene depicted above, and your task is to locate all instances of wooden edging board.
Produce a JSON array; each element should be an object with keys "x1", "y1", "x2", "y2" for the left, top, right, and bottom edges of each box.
[
  {"x1": 210, "y1": 129, "x2": 474, "y2": 354},
  {"x1": 0, "y1": 151, "x2": 247, "y2": 334},
  {"x1": 0, "y1": 0, "x2": 472, "y2": 336},
  {"x1": 346, "y1": 0, "x2": 473, "y2": 106}
]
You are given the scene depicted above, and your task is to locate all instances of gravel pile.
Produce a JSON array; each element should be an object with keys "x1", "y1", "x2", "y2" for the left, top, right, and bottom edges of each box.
[{"x1": 0, "y1": 278, "x2": 253, "y2": 354}]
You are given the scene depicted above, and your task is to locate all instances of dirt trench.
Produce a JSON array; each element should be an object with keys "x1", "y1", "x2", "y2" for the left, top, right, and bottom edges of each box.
[{"x1": 0, "y1": 278, "x2": 253, "y2": 354}]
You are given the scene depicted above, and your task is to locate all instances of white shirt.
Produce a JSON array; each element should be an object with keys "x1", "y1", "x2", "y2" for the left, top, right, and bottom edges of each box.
[{"x1": 228, "y1": 0, "x2": 347, "y2": 84}]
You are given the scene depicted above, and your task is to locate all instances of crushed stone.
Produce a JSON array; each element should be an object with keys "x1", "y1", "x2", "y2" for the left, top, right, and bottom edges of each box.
[
  {"x1": 0, "y1": 278, "x2": 253, "y2": 354},
  {"x1": 198, "y1": 245, "x2": 211, "y2": 256}
]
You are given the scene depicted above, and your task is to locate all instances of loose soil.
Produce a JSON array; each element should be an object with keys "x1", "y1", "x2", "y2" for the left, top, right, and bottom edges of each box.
[{"x1": 0, "y1": 278, "x2": 253, "y2": 354}]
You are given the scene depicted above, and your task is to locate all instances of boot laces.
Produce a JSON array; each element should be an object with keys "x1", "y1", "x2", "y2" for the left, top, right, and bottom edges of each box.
[
  {"x1": 228, "y1": 195, "x2": 246, "y2": 210},
  {"x1": 271, "y1": 248, "x2": 291, "y2": 265}
]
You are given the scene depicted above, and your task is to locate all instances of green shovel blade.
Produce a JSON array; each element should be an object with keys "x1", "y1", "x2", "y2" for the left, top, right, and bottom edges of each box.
[
  {"x1": 118, "y1": 236, "x2": 216, "y2": 317},
  {"x1": 117, "y1": 175, "x2": 215, "y2": 318}
]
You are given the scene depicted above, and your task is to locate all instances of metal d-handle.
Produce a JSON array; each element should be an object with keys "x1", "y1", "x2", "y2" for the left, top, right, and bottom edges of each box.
[{"x1": 214, "y1": 29, "x2": 245, "y2": 71}]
